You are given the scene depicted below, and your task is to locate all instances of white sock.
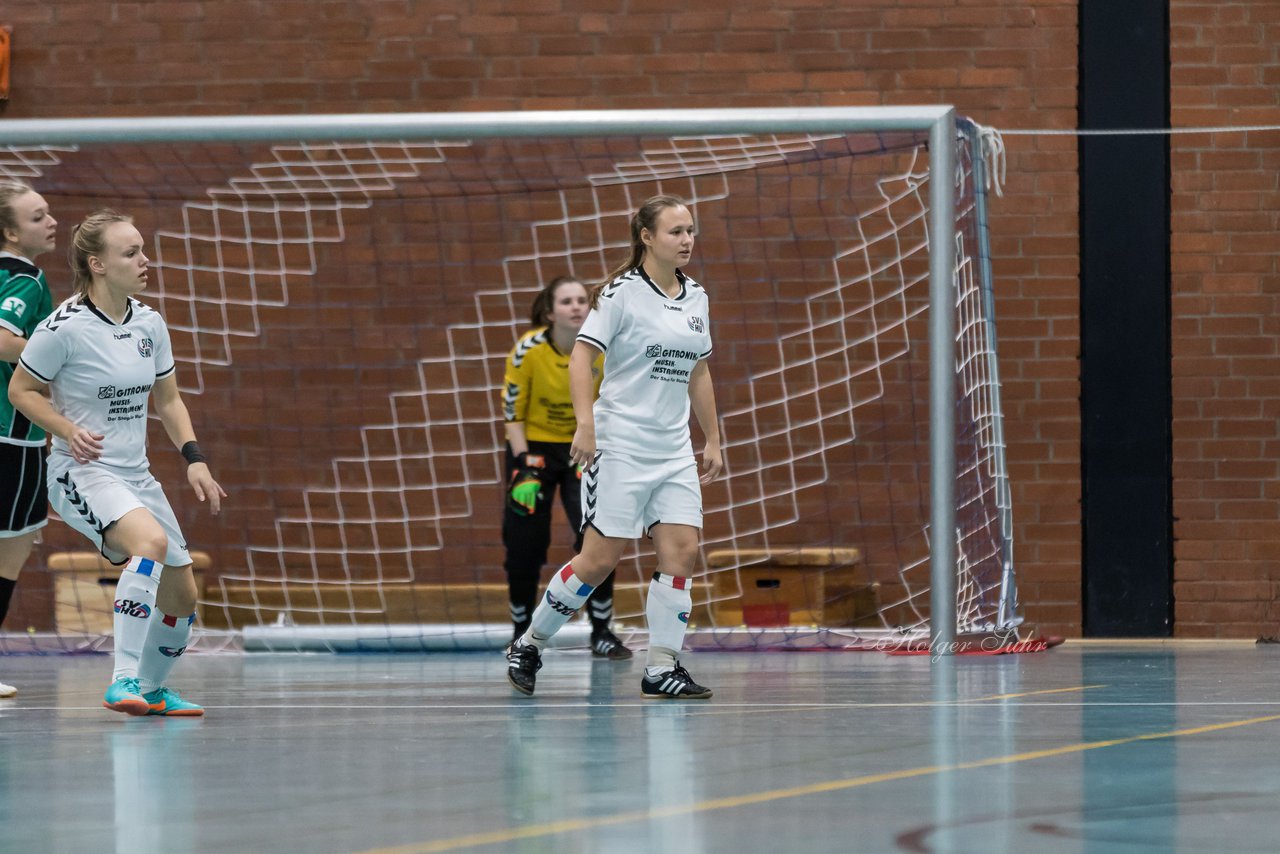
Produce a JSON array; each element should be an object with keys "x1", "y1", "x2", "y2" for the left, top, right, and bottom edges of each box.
[
  {"x1": 520, "y1": 562, "x2": 594, "y2": 651},
  {"x1": 111, "y1": 557, "x2": 163, "y2": 682},
  {"x1": 645, "y1": 654, "x2": 680, "y2": 678},
  {"x1": 137, "y1": 610, "x2": 194, "y2": 693},
  {"x1": 645, "y1": 572, "x2": 691, "y2": 671}
]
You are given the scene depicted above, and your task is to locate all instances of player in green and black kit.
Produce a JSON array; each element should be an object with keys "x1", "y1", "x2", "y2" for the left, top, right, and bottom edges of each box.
[{"x1": 0, "y1": 180, "x2": 58, "y2": 699}]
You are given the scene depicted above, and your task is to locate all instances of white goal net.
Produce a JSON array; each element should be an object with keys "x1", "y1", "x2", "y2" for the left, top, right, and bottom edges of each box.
[{"x1": 0, "y1": 109, "x2": 1016, "y2": 653}]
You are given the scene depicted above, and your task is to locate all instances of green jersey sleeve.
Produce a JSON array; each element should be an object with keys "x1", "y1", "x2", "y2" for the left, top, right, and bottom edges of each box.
[{"x1": 0, "y1": 272, "x2": 49, "y2": 339}]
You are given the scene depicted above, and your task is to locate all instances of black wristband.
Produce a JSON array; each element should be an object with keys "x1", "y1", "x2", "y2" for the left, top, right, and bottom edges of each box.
[{"x1": 181, "y1": 441, "x2": 207, "y2": 465}]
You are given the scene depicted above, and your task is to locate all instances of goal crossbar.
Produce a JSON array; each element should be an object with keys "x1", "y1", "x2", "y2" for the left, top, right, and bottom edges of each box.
[{"x1": 0, "y1": 107, "x2": 953, "y2": 144}]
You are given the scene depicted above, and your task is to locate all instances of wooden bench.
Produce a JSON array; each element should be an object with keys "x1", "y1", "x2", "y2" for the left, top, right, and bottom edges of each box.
[
  {"x1": 47, "y1": 551, "x2": 211, "y2": 634},
  {"x1": 49, "y1": 547, "x2": 874, "y2": 632},
  {"x1": 705, "y1": 547, "x2": 879, "y2": 628},
  {"x1": 198, "y1": 578, "x2": 716, "y2": 630}
]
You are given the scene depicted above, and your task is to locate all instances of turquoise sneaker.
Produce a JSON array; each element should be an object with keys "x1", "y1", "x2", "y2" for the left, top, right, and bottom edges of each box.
[
  {"x1": 143, "y1": 686, "x2": 204, "y2": 717},
  {"x1": 103, "y1": 677, "x2": 150, "y2": 716}
]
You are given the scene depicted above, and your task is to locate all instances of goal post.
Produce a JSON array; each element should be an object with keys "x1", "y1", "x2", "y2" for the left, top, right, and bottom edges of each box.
[{"x1": 0, "y1": 107, "x2": 1015, "y2": 656}]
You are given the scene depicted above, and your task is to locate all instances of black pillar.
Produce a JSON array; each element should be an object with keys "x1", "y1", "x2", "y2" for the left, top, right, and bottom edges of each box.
[{"x1": 1079, "y1": 0, "x2": 1172, "y2": 635}]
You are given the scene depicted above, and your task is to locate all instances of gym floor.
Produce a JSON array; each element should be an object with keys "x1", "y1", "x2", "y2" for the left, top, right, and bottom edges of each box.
[{"x1": 1, "y1": 641, "x2": 1277, "y2": 853}]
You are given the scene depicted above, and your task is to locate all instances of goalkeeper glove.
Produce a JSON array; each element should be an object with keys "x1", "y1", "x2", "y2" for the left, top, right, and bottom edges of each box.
[{"x1": 508, "y1": 454, "x2": 544, "y2": 516}]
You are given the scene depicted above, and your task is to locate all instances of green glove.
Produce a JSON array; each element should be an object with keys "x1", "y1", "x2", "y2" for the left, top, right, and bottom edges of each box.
[{"x1": 507, "y1": 456, "x2": 543, "y2": 516}]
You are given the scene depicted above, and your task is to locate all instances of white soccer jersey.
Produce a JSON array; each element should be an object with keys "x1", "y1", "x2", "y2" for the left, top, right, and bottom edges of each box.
[
  {"x1": 577, "y1": 267, "x2": 712, "y2": 459},
  {"x1": 19, "y1": 295, "x2": 175, "y2": 473}
]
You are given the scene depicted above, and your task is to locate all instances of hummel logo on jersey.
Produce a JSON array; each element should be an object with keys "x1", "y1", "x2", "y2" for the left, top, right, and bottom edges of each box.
[
  {"x1": 0, "y1": 296, "x2": 26, "y2": 318},
  {"x1": 502, "y1": 381, "x2": 520, "y2": 421},
  {"x1": 646, "y1": 344, "x2": 663, "y2": 358},
  {"x1": 114, "y1": 599, "x2": 152, "y2": 619},
  {"x1": 113, "y1": 330, "x2": 133, "y2": 340},
  {"x1": 137, "y1": 337, "x2": 153, "y2": 357},
  {"x1": 511, "y1": 330, "x2": 546, "y2": 368},
  {"x1": 44, "y1": 304, "x2": 81, "y2": 331},
  {"x1": 664, "y1": 304, "x2": 684, "y2": 313},
  {"x1": 687, "y1": 317, "x2": 704, "y2": 333}
]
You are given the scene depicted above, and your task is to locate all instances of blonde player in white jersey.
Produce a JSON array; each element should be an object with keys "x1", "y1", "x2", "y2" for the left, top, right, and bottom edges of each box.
[
  {"x1": 506, "y1": 194, "x2": 722, "y2": 699},
  {"x1": 9, "y1": 210, "x2": 225, "y2": 716}
]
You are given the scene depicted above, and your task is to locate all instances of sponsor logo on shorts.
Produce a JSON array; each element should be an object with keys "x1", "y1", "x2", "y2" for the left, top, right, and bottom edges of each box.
[
  {"x1": 137, "y1": 337, "x2": 154, "y2": 357},
  {"x1": 114, "y1": 599, "x2": 151, "y2": 619},
  {"x1": 160, "y1": 646, "x2": 187, "y2": 658}
]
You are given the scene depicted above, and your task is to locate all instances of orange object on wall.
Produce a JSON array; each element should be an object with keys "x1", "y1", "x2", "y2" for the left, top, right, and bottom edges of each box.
[{"x1": 0, "y1": 27, "x2": 10, "y2": 101}]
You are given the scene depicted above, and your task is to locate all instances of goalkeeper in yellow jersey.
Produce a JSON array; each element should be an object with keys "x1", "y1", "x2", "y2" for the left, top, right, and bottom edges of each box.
[{"x1": 501, "y1": 276, "x2": 632, "y2": 659}]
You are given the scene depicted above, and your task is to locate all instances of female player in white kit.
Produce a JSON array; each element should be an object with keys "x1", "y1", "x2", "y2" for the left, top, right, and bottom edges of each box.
[
  {"x1": 506, "y1": 194, "x2": 722, "y2": 698},
  {"x1": 9, "y1": 210, "x2": 225, "y2": 716}
]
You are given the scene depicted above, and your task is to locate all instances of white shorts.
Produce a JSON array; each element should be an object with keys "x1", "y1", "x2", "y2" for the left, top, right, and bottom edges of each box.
[
  {"x1": 47, "y1": 459, "x2": 192, "y2": 568},
  {"x1": 580, "y1": 450, "x2": 702, "y2": 539}
]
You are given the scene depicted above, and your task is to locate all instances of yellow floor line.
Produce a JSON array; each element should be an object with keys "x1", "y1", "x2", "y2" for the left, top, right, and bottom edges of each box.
[
  {"x1": 967, "y1": 684, "x2": 1105, "y2": 702},
  {"x1": 357, "y1": 709, "x2": 1280, "y2": 854}
]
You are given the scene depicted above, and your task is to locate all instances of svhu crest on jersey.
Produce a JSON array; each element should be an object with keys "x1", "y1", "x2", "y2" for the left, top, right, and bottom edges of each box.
[
  {"x1": 687, "y1": 316, "x2": 705, "y2": 333},
  {"x1": 137, "y1": 337, "x2": 154, "y2": 357},
  {"x1": 0, "y1": 296, "x2": 26, "y2": 318}
]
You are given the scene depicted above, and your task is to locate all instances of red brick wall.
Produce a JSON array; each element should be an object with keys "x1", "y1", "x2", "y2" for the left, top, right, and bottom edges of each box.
[
  {"x1": 1170, "y1": 2, "x2": 1280, "y2": 638},
  {"x1": 2, "y1": 0, "x2": 1085, "y2": 635}
]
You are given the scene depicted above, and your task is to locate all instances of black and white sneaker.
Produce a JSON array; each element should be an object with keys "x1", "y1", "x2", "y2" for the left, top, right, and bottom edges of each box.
[
  {"x1": 641, "y1": 663, "x2": 712, "y2": 700},
  {"x1": 591, "y1": 627, "x2": 634, "y2": 660},
  {"x1": 506, "y1": 642, "x2": 542, "y2": 696}
]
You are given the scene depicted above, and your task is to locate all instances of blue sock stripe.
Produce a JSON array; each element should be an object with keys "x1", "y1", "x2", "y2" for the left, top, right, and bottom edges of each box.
[{"x1": 556, "y1": 564, "x2": 593, "y2": 597}]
